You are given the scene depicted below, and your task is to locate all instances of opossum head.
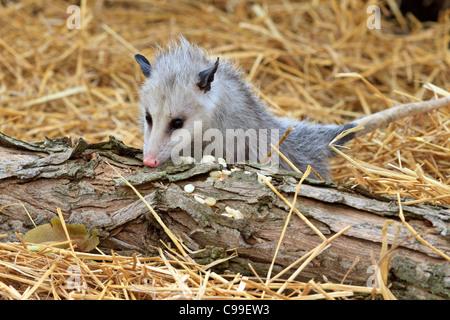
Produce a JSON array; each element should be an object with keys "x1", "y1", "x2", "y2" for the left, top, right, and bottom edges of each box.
[{"x1": 135, "y1": 39, "x2": 221, "y2": 167}]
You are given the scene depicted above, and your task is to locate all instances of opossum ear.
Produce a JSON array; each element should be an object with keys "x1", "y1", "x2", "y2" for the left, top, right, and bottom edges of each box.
[
  {"x1": 197, "y1": 57, "x2": 219, "y2": 93},
  {"x1": 135, "y1": 54, "x2": 152, "y2": 78}
]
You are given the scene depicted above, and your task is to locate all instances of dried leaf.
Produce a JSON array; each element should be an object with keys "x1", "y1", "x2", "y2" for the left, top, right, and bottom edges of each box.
[{"x1": 23, "y1": 217, "x2": 99, "y2": 252}]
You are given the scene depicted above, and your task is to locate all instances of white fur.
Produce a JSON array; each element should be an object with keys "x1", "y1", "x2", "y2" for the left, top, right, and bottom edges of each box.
[{"x1": 138, "y1": 37, "x2": 353, "y2": 180}]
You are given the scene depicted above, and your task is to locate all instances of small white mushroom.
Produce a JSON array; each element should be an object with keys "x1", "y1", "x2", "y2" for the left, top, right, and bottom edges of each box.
[
  {"x1": 180, "y1": 156, "x2": 195, "y2": 164},
  {"x1": 224, "y1": 206, "x2": 244, "y2": 220},
  {"x1": 205, "y1": 197, "x2": 217, "y2": 206},
  {"x1": 200, "y1": 155, "x2": 216, "y2": 164},
  {"x1": 194, "y1": 195, "x2": 205, "y2": 204},
  {"x1": 209, "y1": 171, "x2": 222, "y2": 179},
  {"x1": 217, "y1": 157, "x2": 227, "y2": 167},
  {"x1": 233, "y1": 210, "x2": 244, "y2": 220},
  {"x1": 184, "y1": 184, "x2": 195, "y2": 193},
  {"x1": 221, "y1": 169, "x2": 232, "y2": 176},
  {"x1": 225, "y1": 206, "x2": 234, "y2": 215}
]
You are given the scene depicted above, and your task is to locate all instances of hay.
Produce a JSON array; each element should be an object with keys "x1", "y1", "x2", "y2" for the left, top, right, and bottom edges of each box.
[
  {"x1": 0, "y1": 0, "x2": 449, "y2": 300},
  {"x1": 0, "y1": 241, "x2": 381, "y2": 300}
]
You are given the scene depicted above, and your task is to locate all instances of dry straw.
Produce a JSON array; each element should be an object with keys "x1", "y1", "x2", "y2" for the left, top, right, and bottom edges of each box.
[
  {"x1": 0, "y1": 240, "x2": 384, "y2": 300},
  {"x1": 0, "y1": 0, "x2": 449, "y2": 300}
]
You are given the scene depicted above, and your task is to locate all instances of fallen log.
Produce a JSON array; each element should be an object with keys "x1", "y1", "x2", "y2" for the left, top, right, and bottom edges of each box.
[{"x1": 0, "y1": 132, "x2": 448, "y2": 299}]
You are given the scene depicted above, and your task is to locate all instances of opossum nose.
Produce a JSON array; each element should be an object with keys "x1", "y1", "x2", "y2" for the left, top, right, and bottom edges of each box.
[{"x1": 143, "y1": 154, "x2": 159, "y2": 167}]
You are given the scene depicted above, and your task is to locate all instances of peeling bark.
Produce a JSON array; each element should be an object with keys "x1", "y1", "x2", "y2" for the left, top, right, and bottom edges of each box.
[{"x1": 0, "y1": 132, "x2": 448, "y2": 299}]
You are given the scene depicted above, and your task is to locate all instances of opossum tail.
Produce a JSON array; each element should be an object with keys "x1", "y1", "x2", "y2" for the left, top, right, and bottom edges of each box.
[
  {"x1": 352, "y1": 95, "x2": 450, "y2": 137},
  {"x1": 331, "y1": 95, "x2": 450, "y2": 147}
]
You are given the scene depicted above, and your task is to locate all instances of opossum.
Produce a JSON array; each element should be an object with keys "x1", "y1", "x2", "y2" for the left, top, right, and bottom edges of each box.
[{"x1": 134, "y1": 37, "x2": 450, "y2": 180}]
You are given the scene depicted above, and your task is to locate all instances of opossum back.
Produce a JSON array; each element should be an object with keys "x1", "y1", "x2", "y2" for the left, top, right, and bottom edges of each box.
[{"x1": 278, "y1": 120, "x2": 357, "y2": 179}]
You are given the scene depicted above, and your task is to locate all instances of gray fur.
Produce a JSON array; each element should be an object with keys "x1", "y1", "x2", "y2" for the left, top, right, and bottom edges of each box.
[{"x1": 135, "y1": 37, "x2": 449, "y2": 180}]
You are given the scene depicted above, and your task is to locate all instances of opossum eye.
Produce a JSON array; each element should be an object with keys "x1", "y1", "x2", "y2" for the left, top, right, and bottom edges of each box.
[
  {"x1": 170, "y1": 118, "x2": 184, "y2": 130},
  {"x1": 145, "y1": 112, "x2": 152, "y2": 126}
]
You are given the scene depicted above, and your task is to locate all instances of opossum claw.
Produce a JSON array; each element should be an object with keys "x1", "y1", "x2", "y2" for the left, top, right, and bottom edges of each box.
[
  {"x1": 135, "y1": 54, "x2": 152, "y2": 78},
  {"x1": 197, "y1": 57, "x2": 219, "y2": 93}
]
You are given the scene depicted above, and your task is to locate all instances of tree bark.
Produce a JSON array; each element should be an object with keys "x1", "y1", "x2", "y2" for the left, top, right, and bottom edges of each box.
[{"x1": 0, "y1": 132, "x2": 448, "y2": 299}]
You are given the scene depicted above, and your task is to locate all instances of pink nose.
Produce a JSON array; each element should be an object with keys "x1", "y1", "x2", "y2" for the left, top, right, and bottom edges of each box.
[{"x1": 143, "y1": 154, "x2": 159, "y2": 167}]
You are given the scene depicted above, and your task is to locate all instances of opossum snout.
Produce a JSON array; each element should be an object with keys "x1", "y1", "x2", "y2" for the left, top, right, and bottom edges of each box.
[{"x1": 143, "y1": 153, "x2": 160, "y2": 167}]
